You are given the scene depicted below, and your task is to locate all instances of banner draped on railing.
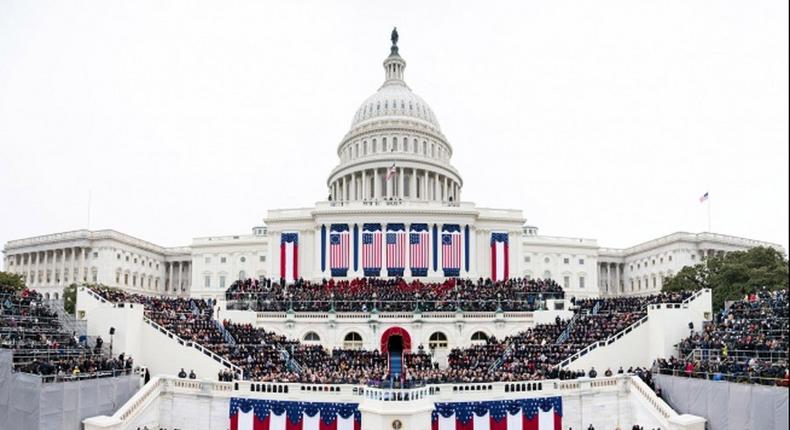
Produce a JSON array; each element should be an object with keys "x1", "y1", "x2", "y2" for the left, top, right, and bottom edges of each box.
[
  {"x1": 230, "y1": 398, "x2": 361, "y2": 430},
  {"x1": 441, "y1": 224, "x2": 462, "y2": 277},
  {"x1": 280, "y1": 232, "x2": 298, "y2": 283},
  {"x1": 432, "y1": 397, "x2": 562, "y2": 430},
  {"x1": 361, "y1": 223, "x2": 382, "y2": 277},
  {"x1": 491, "y1": 232, "x2": 509, "y2": 281},
  {"x1": 329, "y1": 224, "x2": 350, "y2": 277},
  {"x1": 409, "y1": 223, "x2": 430, "y2": 277},
  {"x1": 386, "y1": 223, "x2": 406, "y2": 277}
]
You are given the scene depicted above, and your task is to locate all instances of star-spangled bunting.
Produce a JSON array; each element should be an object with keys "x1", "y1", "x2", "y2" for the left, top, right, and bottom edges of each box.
[
  {"x1": 432, "y1": 397, "x2": 562, "y2": 430},
  {"x1": 230, "y1": 398, "x2": 361, "y2": 430}
]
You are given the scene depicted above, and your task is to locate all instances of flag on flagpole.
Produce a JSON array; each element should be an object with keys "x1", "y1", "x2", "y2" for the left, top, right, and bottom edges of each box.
[
  {"x1": 386, "y1": 162, "x2": 397, "y2": 181},
  {"x1": 699, "y1": 192, "x2": 709, "y2": 203}
]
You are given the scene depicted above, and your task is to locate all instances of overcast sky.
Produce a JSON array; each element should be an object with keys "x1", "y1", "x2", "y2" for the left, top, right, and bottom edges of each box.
[{"x1": 1, "y1": 0, "x2": 787, "y2": 254}]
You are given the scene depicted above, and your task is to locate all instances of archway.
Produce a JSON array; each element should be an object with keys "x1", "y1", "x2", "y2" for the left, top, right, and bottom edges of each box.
[{"x1": 380, "y1": 326, "x2": 411, "y2": 354}]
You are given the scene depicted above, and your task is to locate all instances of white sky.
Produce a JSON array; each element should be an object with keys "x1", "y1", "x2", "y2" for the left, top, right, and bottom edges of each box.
[{"x1": 1, "y1": 0, "x2": 787, "y2": 253}]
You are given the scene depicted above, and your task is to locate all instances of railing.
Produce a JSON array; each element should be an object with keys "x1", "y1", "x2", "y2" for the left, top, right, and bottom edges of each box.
[
  {"x1": 85, "y1": 374, "x2": 645, "y2": 428},
  {"x1": 86, "y1": 288, "x2": 110, "y2": 304},
  {"x1": 558, "y1": 314, "x2": 649, "y2": 368},
  {"x1": 254, "y1": 310, "x2": 535, "y2": 320},
  {"x1": 688, "y1": 348, "x2": 788, "y2": 364},
  {"x1": 213, "y1": 319, "x2": 236, "y2": 346},
  {"x1": 116, "y1": 376, "x2": 164, "y2": 423},
  {"x1": 655, "y1": 367, "x2": 788, "y2": 387},
  {"x1": 682, "y1": 288, "x2": 709, "y2": 304},
  {"x1": 141, "y1": 316, "x2": 242, "y2": 376},
  {"x1": 558, "y1": 292, "x2": 710, "y2": 368},
  {"x1": 629, "y1": 374, "x2": 677, "y2": 421},
  {"x1": 556, "y1": 313, "x2": 579, "y2": 344},
  {"x1": 25, "y1": 368, "x2": 135, "y2": 383}
]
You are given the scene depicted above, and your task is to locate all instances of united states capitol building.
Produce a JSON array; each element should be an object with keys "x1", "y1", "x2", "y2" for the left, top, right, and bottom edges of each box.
[
  {"x1": 1, "y1": 30, "x2": 787, "y2": 430},
  {"x1": 2, "y1": 34, "x2": 779, "y2": 302}
]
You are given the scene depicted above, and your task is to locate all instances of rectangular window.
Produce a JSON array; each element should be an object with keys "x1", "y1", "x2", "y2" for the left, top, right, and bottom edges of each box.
[
  {"x1": 221, "y1": 257, "x2": 227, "y2": 264},
  {"x1": 563, "y1": 258, "x2": 569, "y2": 264},
  {"x1": 205, "y1": 257, "x2": 211, "y2": 264},
  {"x1": 93, "y1": 252, "x2": 98, "y2": 258},
  {"x1": 205, "y1": 275, "x2": 211, "y2": 288},
  {"x1": 259, "y1": 255, "x2": 266, "y2": 262},
  {"x1": 579, "y1": 276, "x2": 585, "y2": 288},
  {"x1": 524, "y1": 256, "x2": 531, "y2": 263},
  {"x1": 578, "y1": 258, "x2": 584, "y2": 265},
  {"x1": 563, "y1": 276, "x2": 570, "y2": 289},
  {"x1": 219, "y1": 276, "x2": 226, "y2": 289}
]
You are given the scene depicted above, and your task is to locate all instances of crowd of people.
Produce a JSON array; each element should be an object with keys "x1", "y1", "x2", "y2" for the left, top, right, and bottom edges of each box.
[
  {"x1": 225, "y1": 277, "x2": 564, "y2": 313},
  {"x1": 440, "y1": 292, "x2": 694, "y2": 383},
  {"x1": 654, "y1": 289, "x2": 788, "y2": 386},
  {"x1": 1, "y1": 285, "x2": 133, "y2": 381},
  {"x1": 88, "y1": 285, "x2": 702, "y2": 386}
]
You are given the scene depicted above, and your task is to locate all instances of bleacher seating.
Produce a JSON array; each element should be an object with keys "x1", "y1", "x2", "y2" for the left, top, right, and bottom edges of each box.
[
  {"x1": 655, "y1": 289, "x2": 788, "y2": 386},
  {"x1": 1, "y1": 285, "x2": 132, "y2": 381}
]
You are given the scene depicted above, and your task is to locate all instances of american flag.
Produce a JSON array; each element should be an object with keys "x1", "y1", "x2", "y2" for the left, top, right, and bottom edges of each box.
[
  {"x1": 442, "y1": 231, "x2": 462, "y2": 274},
  {"x1": 432, "y1": 397, "x2": 562, "y2": 430},
  {"x1": 230, "y1": 397, "x2": 360, "y2": 430},
  {"x1": 409, "y1": 229, "x2": 430, "y2": 274},
  {"x1": 386, "y1": 162, "x2": 397, "y2": 181},
  {"x1": 361, "y1": 229, "x2": 382, "y2": 273},
  {"x1": 330, "y1": 230, "x2": 349, "y2": 274},
  {"x1": 386, "y1": 230, "x2": 406, "y2": 271}
]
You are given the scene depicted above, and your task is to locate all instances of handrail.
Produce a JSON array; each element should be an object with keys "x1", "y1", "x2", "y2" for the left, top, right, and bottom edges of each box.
[
  {"x1": 116, "y1": 376, "x2": 164, "y2": 423},
  {"x1": 558, "y1": 314, "x2": 650, "y2": 368},
  {"x1": 141, "y1": 316, "x2": 242, "y2": 376},
  {"x1": 682, "y1": 288, "x2": 710, "y2": 304},
  {"x1": 558, "y1": 292, "x2": 711, "y2": 368},
  {"x1": 628, "y1": 375, "x2": 677, "y2": 422}
]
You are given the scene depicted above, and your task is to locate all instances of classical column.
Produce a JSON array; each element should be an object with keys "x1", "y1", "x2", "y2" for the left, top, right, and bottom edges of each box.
[
  {"x1": 59, "y1": 249, "x2": 65, "y2": 286},
  {"x1": 385, "y1": 168, "x2": 392, "y2": 198},
  {"x1": 398, "y1": 167, "x2": 404, "y2": 198},
  {"x1": 168, "y1": 262, "x2": 174, "y2": 292},
  {"x1": 433, "y1": 174, "x2": 439, "y2": 201},
  {"x1": 410, "y1": 168, "x2": 417, "y2": 199},
  {"x1": 373, "y1": 169, "x2": 380, "y2": 199},
  {"x1": 81, "y1": 247, "x2": 87, "y2": 282},
  {"x1": 350, "y1": 174, "x2": 356, "y2": 201},
  {"x1": 361, "y1": 170, "x2": 367, "y2": 200}
]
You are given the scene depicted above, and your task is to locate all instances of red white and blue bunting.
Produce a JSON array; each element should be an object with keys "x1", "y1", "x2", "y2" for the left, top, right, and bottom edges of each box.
[
  {"x1": 280, "y1": 233, "x2": 298, "y2": 283},
  {"x1": 432, "y1": 397, "x2": 562, "y2": 430},
  {"x1": 490, "y1": 232, "x2": 509, "y2": 282},
  {"x1": 230, "y1": 398, "x2": 361, "y2": 430}
]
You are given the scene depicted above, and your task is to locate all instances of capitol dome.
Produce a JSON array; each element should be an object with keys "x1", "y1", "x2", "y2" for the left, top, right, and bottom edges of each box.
[
  {"x1": 327, "y1": 29, "x2": 462, "y2": 205},
  {"x1": 350, "y1": 71, "x2": 441, "y2": 131}
]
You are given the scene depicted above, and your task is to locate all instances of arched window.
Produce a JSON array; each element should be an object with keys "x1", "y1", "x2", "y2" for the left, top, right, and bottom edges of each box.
[
  {"x1": 470, "y1": 331, "x2": 488, "y2": 345},
  {"x1": 53, "y1": 292, "x2": 59, "y2": 300},
  {"x1": 343, "y1": 332, "x2": 363, "y2": 349},
  {"x1": 543, "y1": 271, "x2": 551, "y2": 280},
  {"x1": 429, "y1": 332, "x2": 448, "y2": 349},
  {"x1": 239, "y1": 270, "x2": 246, "y2": 280},
  {"x1": 303, "y1": 332, "x2": 321, "y2": 342}
]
